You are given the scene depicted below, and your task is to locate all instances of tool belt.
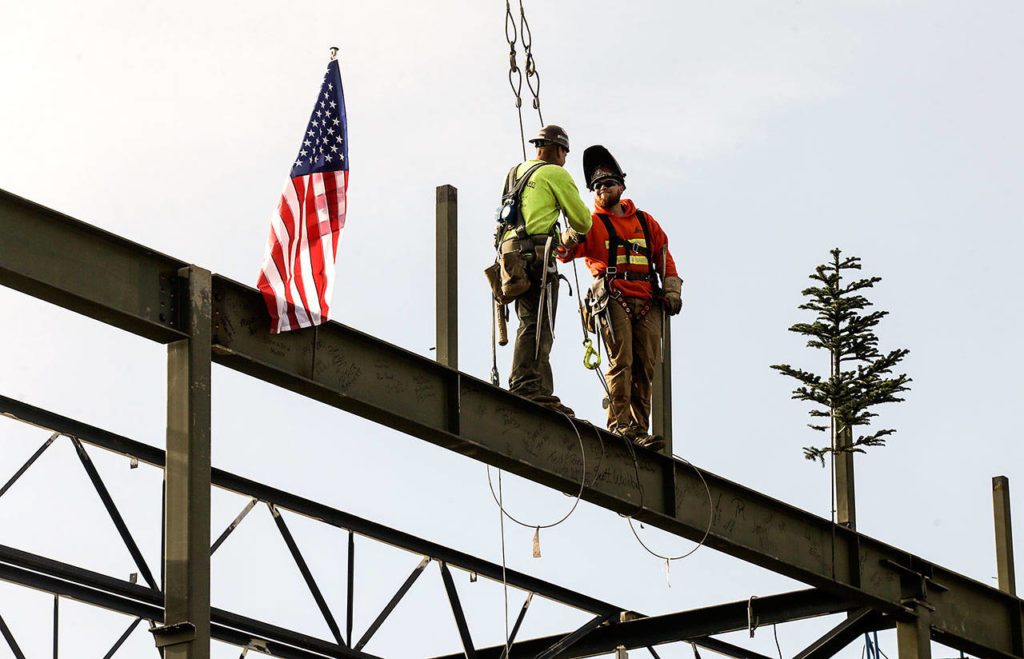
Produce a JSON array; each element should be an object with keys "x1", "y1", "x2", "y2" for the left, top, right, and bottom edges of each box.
[{"x1": 485, "y1": 234, "x2": 554, "y2": 304}]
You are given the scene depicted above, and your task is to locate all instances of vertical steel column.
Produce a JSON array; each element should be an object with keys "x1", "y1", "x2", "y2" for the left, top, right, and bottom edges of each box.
[
  {"x1": 896, "y1": 607, "x2": 931, "y2": 659},
  {"x1": 652, "y1": 316, "x2": 672, "y2": 455},
  {"x1": 836, "y1": 425, "x2": 856, "y2": 529},
  {"x1": 161, "y1": 265, "x2": 212, "y2": 658},
  {"x1": 435, "y1": 185, "x2": 458, "y2": 369},
  {"x1": 993, "y1": 475, "x2": 1017, "y2": 595}
]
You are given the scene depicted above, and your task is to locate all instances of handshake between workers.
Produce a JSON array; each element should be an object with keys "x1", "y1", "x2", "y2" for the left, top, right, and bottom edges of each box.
[{"x1": 487, "y1": 125, "x2": 682, "y2": 452}]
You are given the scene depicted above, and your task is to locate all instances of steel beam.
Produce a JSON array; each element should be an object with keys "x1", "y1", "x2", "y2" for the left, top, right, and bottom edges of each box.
[
  {"x1": 534, "y1": 613, "x2": 613, "y2": 659},
  {"x1": 163, "y1": 265, "x2": 212, "y2": 658},
  {"x1": 0, "y1": 544, "x2": 381, "y2": 659},
  {"x1": 0, "y1": 190, "x2": 187, "y2": 342},
  {"x1": 431, "y1": 588, "x2": 857, "y2": 659},
  {"x1": 500, "y1": 592, "x2": 532, "y2": 659},
  {"x1": 435, "y1": 184, "x2": 458, "y2": 369},
  {"x1": 793, "y1": 608, "x2": 889, "y2": 659},
  {"x1": 897, "y1": 604, "x2": 932, "y2": 659},
  {"x1": 3, "y1": 190, "x2": 1024, "y2": 658},
  {"x1": 70, "y1": 436, "x2": 159, "y2": 591},
  {"x1": 354, "y1": 557, "x2": 430, "y2": 652},
  {"x1": 994, "y1": 476, "x2": 1017, "y2": 596},
  {"x1": 0, "y1": 610, "x2": 26, "y2": 659},
  {"x1": 651, "y1": 315, "x2": 672, "y2": 455},
  {"x1": 0, "y1": 432, "x2": 57, "y2": 499},
  {"x1": 269, "y1": 503, "x2": 347, "y2": 648},
  {"x1": 835, "y1": 425, "x2": 856, "y2": 529},
  {"x1": 102, "y1": 618, "x2": 143, "y2": 659},
  {"x1": 689, "y1": 637, "x2": 774, "y2": 659},
  {"x1": 439, "y1": 561, "x2": 476, "y2": 658}
]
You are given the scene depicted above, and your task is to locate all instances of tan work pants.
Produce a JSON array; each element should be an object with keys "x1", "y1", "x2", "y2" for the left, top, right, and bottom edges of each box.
[{"x1": 601, "y1": 296, "x2": 662, "y2": 434}]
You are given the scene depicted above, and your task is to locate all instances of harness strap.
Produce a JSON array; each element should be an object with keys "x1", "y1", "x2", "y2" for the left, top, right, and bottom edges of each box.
[
  {"x1": 500, "y1": 162, "x2": 558, "y2": 244},
  {"x1": 633, "y1": 210, "x2": 661, "y2": 293},
  {"x1": 613, "y1": 296, "x2": 656, "y2": 323},
  {"x1": 596, "y1": 212, "x2": 657, "y2": 279}
]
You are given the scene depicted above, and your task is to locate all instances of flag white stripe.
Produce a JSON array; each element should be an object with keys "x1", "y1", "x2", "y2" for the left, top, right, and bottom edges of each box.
[
  {"x1": 282, "y1": 178, "x2": 312, "y2": 328},
  {"x1": 295, "y1": 177, "x2": 322, "y2": 323}
]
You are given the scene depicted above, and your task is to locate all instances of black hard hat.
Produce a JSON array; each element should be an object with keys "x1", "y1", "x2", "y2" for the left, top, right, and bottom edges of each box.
[
  {"x1": 583, "y1": 145, "x2": 626, "y2": 191},
  {"x1": 528, "y1": 125, "x2": 570, "y2": 152}
]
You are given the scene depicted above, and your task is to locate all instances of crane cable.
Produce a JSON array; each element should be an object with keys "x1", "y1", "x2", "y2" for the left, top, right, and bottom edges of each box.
[{"x1": 505, "y1": 0, "x2": 544, "y2": 160}]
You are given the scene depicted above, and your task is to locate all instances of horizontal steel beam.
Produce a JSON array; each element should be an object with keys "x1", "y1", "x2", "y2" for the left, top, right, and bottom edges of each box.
[
  {"x1": 0, "y1": 190, "x2": 186, "y2": 343},
  {"x1": 431, "y1": 588, "x2": 857, "y2": 659},
  {"x1": 0, "y1": 544, "x2": 379, "y2": 659},
  {"x1": 0, "y1": 395, "x2": 624, "y2": 617},
  {"x1": 2, "y1": 189, "x2": 1023, "y2": 658}
]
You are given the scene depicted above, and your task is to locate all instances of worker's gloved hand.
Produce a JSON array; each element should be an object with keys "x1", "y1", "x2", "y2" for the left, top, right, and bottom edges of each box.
[
  {"x1": 663, "y1": 276, "x2": 683, "y2": 316},
  {"x1": 560, "y1": 228, "x2": 585, "y2": 252}
]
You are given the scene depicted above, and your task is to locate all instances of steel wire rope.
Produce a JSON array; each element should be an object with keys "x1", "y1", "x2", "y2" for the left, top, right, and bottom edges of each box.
[
  {"x1": 504, "y1": 0, "x2": 527, "y2": 161},
  {"x1": 625, "y1": 453, "x2": 713, "y2": 562},
  {"x1": 518, "y1": 0, "x2": 544, "y2": 125},
  {"x1": 486, "y1": 410, "x2": 587, "y2": 530}
]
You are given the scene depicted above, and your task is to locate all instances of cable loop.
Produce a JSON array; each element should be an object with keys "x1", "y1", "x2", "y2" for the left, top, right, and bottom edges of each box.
[
  {"x1": 519, "y1": 3, "x2": 533, "y2": 49},
  {"x1": 486, "y1": 411, "x2": 586, "y2": 530},
  {"x1": 504, "y1": 1, "x2": 517, "y2": 45},
  {"x1": 627, "y1": 455, "x2": 713, "y2": 561}
]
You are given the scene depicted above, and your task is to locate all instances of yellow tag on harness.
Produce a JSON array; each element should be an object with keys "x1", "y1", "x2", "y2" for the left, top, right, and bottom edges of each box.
[{"x1": 583, "y1": 338, "x2": 601, "y2": 370}]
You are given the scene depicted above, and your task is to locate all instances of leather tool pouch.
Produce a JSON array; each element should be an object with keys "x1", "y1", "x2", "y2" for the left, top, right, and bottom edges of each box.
[
  {"x1": 497, "y1": 238, "x2": 532, "y2": 301},
  {"x1": 484, "y1": 262, "x2": 506, "y2": 303}
]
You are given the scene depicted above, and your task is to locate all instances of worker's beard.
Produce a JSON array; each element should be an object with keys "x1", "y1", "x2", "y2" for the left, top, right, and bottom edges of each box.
[{"x1": 596, "y1": 187, "x2": 622, "y2": 209}]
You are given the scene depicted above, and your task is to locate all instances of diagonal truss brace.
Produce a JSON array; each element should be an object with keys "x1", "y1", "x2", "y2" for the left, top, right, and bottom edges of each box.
[{"x1": 794, "y1": 608, "x2": 893, "y2": 659}]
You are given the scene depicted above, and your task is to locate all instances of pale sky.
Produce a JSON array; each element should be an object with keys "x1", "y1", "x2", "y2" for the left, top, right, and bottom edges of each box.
[{"x1": 2, "y1": 1, "x2": 1023, "y2": 657}]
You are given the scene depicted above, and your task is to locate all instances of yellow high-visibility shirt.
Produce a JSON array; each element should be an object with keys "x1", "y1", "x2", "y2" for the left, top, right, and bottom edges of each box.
[{"x1": 504, "y1": 160, "x2": 592, "y2": 238}]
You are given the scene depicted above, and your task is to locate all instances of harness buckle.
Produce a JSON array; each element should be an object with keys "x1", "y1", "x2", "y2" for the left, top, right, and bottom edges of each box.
[{"x1": 605, "y1": 266, "x2": 617, "y2": 276}]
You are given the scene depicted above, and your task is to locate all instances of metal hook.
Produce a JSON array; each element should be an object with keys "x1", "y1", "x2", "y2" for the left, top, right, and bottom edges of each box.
[{"x1": 329, "y1": 46, "x2": 339, "y2": 60}]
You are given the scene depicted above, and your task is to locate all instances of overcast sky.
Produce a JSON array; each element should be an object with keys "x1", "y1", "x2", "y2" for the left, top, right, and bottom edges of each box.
[{"x1": 2, "y1": 1, "x2": 1024, "y2": 657}]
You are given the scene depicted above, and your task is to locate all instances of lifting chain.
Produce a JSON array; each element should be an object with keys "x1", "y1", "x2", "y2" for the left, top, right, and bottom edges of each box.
[{"x1": 504, "y1": 0, "x2": 545, "y2": 160}]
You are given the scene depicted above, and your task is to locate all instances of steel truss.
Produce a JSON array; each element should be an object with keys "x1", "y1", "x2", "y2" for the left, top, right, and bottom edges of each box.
[
  {"x1": 1, "y1": 187, "x2": 1023, "y2": 658},
  {"x1": 0, "y1": 400, "x2": 628, "y2": 657},
  {"x1": 0, "y1": 397, "x2": 827, "y2": 658}
]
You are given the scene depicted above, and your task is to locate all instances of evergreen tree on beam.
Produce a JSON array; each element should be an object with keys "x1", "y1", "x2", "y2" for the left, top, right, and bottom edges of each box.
[{"x1": 772, "y1": 248, "x2": 911, "y2": 465}]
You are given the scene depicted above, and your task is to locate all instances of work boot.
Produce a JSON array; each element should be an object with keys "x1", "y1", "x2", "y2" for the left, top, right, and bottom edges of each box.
[
  {"x1": 619, "y1": 426, "x2": 664, "y2": 452},
  {"x1": 633, "y1": 433, "x2": 665, "y2": 452},
  {"x1": 518, "y1": 391, "x2": 575, "y2": 417},
  {"x1": 540, "y1": 400, "x2": 576, "y2": 417}
]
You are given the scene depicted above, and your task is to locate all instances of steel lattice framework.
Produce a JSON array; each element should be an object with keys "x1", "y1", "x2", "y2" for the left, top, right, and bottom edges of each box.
[{"x1": 0, "y1": 186, "x2": 1022, "y2": 658}]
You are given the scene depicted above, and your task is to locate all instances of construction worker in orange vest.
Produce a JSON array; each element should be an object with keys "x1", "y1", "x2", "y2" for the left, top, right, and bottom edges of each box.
[{"x1": 559, "y1": 145, "x2": 682, "y2": 449}]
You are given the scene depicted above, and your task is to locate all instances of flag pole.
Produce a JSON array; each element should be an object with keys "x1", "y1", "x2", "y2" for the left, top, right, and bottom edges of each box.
[{"x1": 329, "y1": 46, "x2": 339, "y2": 61}]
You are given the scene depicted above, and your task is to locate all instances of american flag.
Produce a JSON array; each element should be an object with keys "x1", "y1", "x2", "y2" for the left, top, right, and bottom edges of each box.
[{"x1": 258, "y1": 58, "x2": 349, "y2": 333}]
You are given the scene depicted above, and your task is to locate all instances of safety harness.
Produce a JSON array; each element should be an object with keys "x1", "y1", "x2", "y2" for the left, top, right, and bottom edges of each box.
[
  {"x1": 596, "y1": 210, "x2": 662, "y2": 321},
  {"x1": 495, "y1": 162, "x2": 554, "y2": 249}
]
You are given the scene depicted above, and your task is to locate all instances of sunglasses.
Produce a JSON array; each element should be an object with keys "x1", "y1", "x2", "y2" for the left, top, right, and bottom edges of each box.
[{"x1": 594, "y1": 179, "x2": 619, "y2": 190}]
